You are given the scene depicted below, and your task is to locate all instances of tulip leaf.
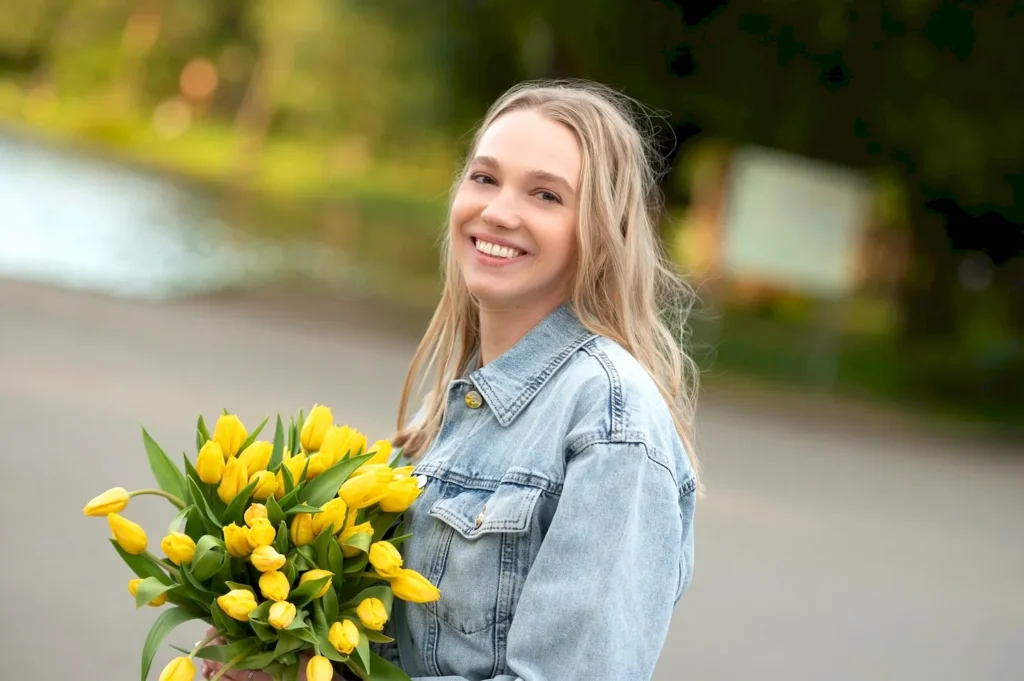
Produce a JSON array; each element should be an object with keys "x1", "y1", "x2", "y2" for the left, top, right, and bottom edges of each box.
[
  {"x1": 287, "y1": 417, "x2": 297, "y2": 457},
  {"x1": 284, "y1": 504, "x2": 322, "y2": 516},
  {"x1": 166, "y1": 505, "x2": 191, "y2": 534},
  {"x1": 266, "y1": 496, "x2": 285, "y2": 529},
  {"x1": 182, "y1": 454, "x2": 202, "y2": 496},
  {"x1": 248, "y1": 600, "x2": 274, "y2": 624},
  {"x1": 270, "y1": 416, "x2": 286, "y2": 470},
  {"x1": 179, "y1": 563, "x2": 217, "y2": 597},
  {"x1": 273, "y1": 632, "x2": 306, "y2": 658},
  {"x1": 134, "y1": 576, "x2": 176, "y2": 609},
  {"x1": 222, "y1": 478, "x2": 260, "y2": 526},
  {"x1": 236, "y1": 649, "x2": 278, "y2": 670},
  {"x1": 355, "y1": 627, "x2": 371, "y2": 674},
  {"x1": 363, "y1": 629, "x2": 395, "y2": 644},
  {"x1": 277, "y1": 484, "x2": 303, "y2": 513},
  {"x1": 109, "y1": 539, "x2": 173, "y2": 585},
  {"x1": 313, "y1": 600, "x2": 329, "y2": 632},
  {"x1": 225, "y1": 581, "x2": 256, "y2": 596},
  {"x1": 369, "y1": 512, "x2": 400, "y2": 542},
  {"x1": 142, "y1": 428, "x2": 186, "y2": 501},
  {"x1": 196, "y1": 415, "x2": 211, "y2": 452},
  {"x1": 191, "y1": 636, "x2": 259, "y2": 662},
  {"x1": 342, "y1": 553, "x2": 369, "y2": 574},
  {"x1": 312, "y1": 524, "x2": 335, "y2": 565},
  {"x1": 251, "y1": 619, "x2": 277, "y2": 643},
  {"x1": 301, "y1": 453, "x2": 374, "y2": 508},
  {"x1": 340, "y1": 585, "x2": 393, "y2": 616},
  {"x1": 366, "y1": 651, "x2": 412, "y2": 681},
  {"x1": 342, "y1": 530, "x2": 373, "y2": 556},
  {"x1": 238, "y1": 416, "x2": 269, "y2": 455},
  {"x1": 140, "y1": 607, "x2": 201, "y2": 681},
  {"x1": 323, "y1": 582, "x2": 339, "y2": 624},
  {"x1": 187, "y1": 478, "x2": 223, "y2": 533},
  {"x1": 288, "y1": 576, "x2": 331, "y2": 607},
  {"x1": 384, "y1": 532, "x2": 413, "y2": 548},
  {"x1": 211, "y1": 601, "x2": 245, "y2": 638},
  {"x1": 326, "y1": 539, "x2": 344, "y2": 582},
  {"x1": 284, "y1": 661, "x2": 300, "y2": 681},
  {"x1": 275, "y1": 521, "x2": 289, "y2": 555}
]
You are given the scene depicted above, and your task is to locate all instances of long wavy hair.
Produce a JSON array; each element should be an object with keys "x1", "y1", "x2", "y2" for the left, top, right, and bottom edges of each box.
[{"x1": 393, "y1": 79, "x2": 701, "y2": 483}]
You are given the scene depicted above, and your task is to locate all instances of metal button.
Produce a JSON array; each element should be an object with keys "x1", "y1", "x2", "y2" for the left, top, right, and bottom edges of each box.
[
  {"x1": 415, "y1": 474, "x2": 427, "y2": 489},
  {"x1": 474, "y1": 504, "x2": 486, "y2": 527},
  {"x1": 465, "y1": 390, "x2": 484, "y2": 409}
]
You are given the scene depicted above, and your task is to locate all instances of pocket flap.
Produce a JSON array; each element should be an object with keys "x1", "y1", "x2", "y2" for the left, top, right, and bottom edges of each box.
[{"x1": 429, "y1": 484, "x2": 542, "y2": 540}]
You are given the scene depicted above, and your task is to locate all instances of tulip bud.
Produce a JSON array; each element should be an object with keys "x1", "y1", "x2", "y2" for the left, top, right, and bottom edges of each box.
[
  {"x1": 249, "y1": 471, "x2": 277, "y2": 501},
  {"x1": 128, "y1": 578, "x2": 167, "y2": 607},
  {"x1": 268, "y1": 600, "x2": 297, "y2": 630},
  {"x1": 317, "y1": 426, "x2": 347, "y2": 466},
  {"x1": 280, "y1": 452, "x2": 308, "y2": 490},
  {"x1": 160, "y1": 532, "x2": 196, "y2": 565},
  {"x1": 259, "y1": 570, "x2": 290, "y2": 602},
  {"x1": 223, "y1": 523, "x2": 252, "y2": 558},
  {"x1": 389, "y1": 568, "x2": 441, "y2": 603},
  {"x1": 392, "y1": 465, "x2": 415, "y2": 479},
  {"x1": 239, "y1": 441, "x2": 273, "y2": 476},
  {"x1": 356, "y1": 597, "x2": 388, "y2": 631},
  {"x1": 306, "y1": 655, "x2": 334, "y2": 681},
  {"x1": 311, "y1": 498, "x2": 348, "y2": 537},
  {"x1": 217, "y1": 589, "x2": 258, "y2": 621},
  {"x1": 212, "y1": 414, "x2": 247, "y2": 459},
  {"x1": 378, "y1": 476, "x2": 422, "y2": 513},
  {"x1": 289, "y1": 513, "x2": 314, "y2": 547},
  {"x1": 247, "y1": 518, "x2": 277, "y2": 549},
  {"x1": 158, "y1": 656, "x2": 195, "y2": 681},
  {"x1": 298, "y1": 569, "x2": 333, "y2": 598},
  {"x1": 365, "y1": 439, "x2": 393, "y2": 467},
  {"x1": 191, "y1": 535, "x2": 227, "y2": 580},
  {"x1": 338, "y1": 521, "x2": 373, "y2": 558},
  {"x1": 244, "y1": 503, "x2": 268, "y2": 528},
  {"x1": 250, "y1": 545, "x2": 286, "y2": 572},
  {"x1": 218, "y1": 456, "x2": 249, "y2": 504},
  {"x1": 328, "y1": 619, "x2": 360, "y2": 655},
  {"x1": 109, "y1": 513, "x2": 147, "y2": 555},
  {"x1": 195, "y1": 441, "x2": 225, "y2": 484},
  {"x1": 300, "y1": 404, "x2": 333, "y2": 452},
  {"x1": 83, "y1": 487, "x2": 129, "y2": 517},
  {"x1": 338, "y1": 465, "x2": 392, "y2": 510},
  {"x1": 368, "y1": 541, "x2": 403, "y2": 578},
  {"x1": 305, "y1": 452, "x2": 328, "y2": 481}
]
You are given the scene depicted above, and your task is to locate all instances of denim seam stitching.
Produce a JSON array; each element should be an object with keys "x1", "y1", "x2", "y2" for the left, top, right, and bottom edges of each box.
[{"x1": 582, "y1": 343, "x2": 625, "y2": 440}]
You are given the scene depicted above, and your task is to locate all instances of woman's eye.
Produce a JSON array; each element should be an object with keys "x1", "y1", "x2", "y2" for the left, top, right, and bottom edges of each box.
[
  {"x1": 470, "y1": 173, "x2": 495, "y2": 185},
  {"x1": 537, "y1": 191, "x2": 561, "y2": 204}
]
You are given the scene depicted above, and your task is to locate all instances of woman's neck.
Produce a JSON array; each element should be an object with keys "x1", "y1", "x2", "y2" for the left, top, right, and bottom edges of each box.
[{"x1": 477, "y1": 298, "x2": 565, "y2": 365}]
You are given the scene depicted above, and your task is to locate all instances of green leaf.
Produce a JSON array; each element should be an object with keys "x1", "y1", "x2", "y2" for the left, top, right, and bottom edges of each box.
[
  {"x1": 284, "y1": 504, "x2": 322, "y2": 516},
  {"x1": 388, "y1": 446, "x2": 406, "y2": 468},
  {"x1": 192, "y1": 637, "x2": 260, "y2": 662},
  {"x1": 363, "y1": 629, "x2": 394, "y2": 644},
  {"x1": 301, "y1": 454, "x2": 373, "y2": 508},
  {"x1": 134, "y1": 577, "x2": 176, "y2": 609},
  {"x1": 284, "y1": 660, "x2": 300, "y2": 681},
  {"x1": 341, "y1": 585, "x2": 394, "y2": 616},
  {"x1": 287, "y1": 418, "x2": 297, "y2": 457},
  {"x1": 342, "y1": 530, "x2": 372, "y2": 557},
  {"x1": 326, "y1": 540, "x2": 345, "y2": 585},
  {"x1": 313, "y1": 600, "x2": 329, "y2": 632},
  {"x1": 187, "y1": 478, "x2": 223, "y2": 533},
  {"x1": 342, "y1": 553, "x2": 369, "y2": 575},
  {"x1": 277, "y1": 484, "x2": 303, "y2": 512},
  {"x1": 266, "y1": 496, "x2": 285, "y2": 529},
  {"x1": 355, "y1": 627, "x2": 371, "y2": 673},
  {"x1": 385, "y1": 532, "x2": 413, "y2": 548},
  {"x1": 179, "y1": 563, "x2": 217, "y2": 598},
  {"x1": 323, "y1": 584, "x2": 339, "y2": 625},
  {"x1": 236, "y1": 650, "x2": 278, "y2": 670},
  {"x1": 222, "y1": 478, "x2": 261, "y2": 526},
  {"x1": 238, "y1": 416, "x2": 270, "y2": 454},
  {"x1": 197, "y1": 415, "x2": 211, "y2": 452},
  {"x1": 312, "y1": 523, "x2": 336, "y2": 567},
  {"x1": 272, "y1": 632, "x2": 306, "y2": 659},
  {"x1": 225, "y1": 581, "x2": 256, "y2": 596},
  {"x1": 140, "y1": 607, "x2": 200, "y2": 681},
  {"x1": 296, "y1": 546, "x2": 317, "y2": 565},
  {"x1": 142, "y1": 428, "x2": 186, "y2": 500},
  {"x1": 109, "y1": 540, "x2": 172, "y2": 585},
  {"x1": 270, "y1": 416, "x2": 286, "y2": 470},
  {"x1": 289, "y1": 576, "x2": 331, "y2": 607},
  {"x1": 369, "y1": 512, "x2": 399, "y2": 542},
  {"x1": 366, "y1": 651, "x2": 413, "y2": 681},
  {"x1": 251, "y1": 619, "x2": 277, "y2": 643},
  {"x1": 167, "y1": 505, "x2": 192, "y2": 534},
  {"x1": 211, "y1": 601, "x2": 245, "y2": 638},
  {"x1": 183, "y1": 454, "x2": 202, "y2": 495},
  {"x1": 285, "y1": 609, "x2": 309, "y2": 631}
]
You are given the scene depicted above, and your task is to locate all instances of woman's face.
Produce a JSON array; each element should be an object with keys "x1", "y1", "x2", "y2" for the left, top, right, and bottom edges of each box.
[{"x1": 450, "y1": 109, "x2": 581, "y2": 311}]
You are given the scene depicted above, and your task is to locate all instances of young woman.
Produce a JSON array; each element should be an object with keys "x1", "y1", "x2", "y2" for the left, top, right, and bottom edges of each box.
[{"x1": 205, "y1": 79, "x2": 699, "y2": 681}]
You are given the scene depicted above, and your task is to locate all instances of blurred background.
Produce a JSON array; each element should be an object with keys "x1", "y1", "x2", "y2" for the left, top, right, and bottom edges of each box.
[{"x1": 0, "y1": 1, "x2": 1021, "y2": 680}]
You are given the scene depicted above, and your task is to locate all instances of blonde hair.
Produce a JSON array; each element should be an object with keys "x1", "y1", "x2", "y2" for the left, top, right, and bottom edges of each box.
[{"x1": 394, "y1": 79, "x2": 701, "y2": 483}]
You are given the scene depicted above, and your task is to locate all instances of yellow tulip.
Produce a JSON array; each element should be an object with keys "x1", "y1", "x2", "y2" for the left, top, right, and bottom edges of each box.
[
  {"x1": 365, "y1": 440, "x2": 392, "y2": 467},
  {"x1": 128, "y1": 578, "x2": 167, "y2": 607},
  {"x1": 212, "y1": 414, "x2": 247, "y2": 459},
  {"x1": 392, "y1": 465, "x2": 415, "y2": 479},
  {"x1": 217, "y1": 456, "x2": 249, "y2": 504},
  {"x1": 268, "y1": 600, "x2": 297, "y2": 630},
  {"x1": 378, "y1": 476, "x2": 422, "y2": 513},
  {"x1": 289, "y1": 513, "x2": 314, "y2": 547},
  {"x1": 281, "y1": 452, "x2": 308, "y2": 489},
  {"x1": 319, "y1": 425, "x2": 366, "y2": 465},
  {"x1": 223, "y1": 523, "x2": 252, "y2": 558},
  {"x1": 250, "y1": 545, "x2": 286, "y2": 572},
  {"x1": 195, "y1": 440, "x2": 225, "y2": 484},
  {"x1": 328, "y1": 619, "x2": 360, "y2": 655},
  {"x1": 338, "y1": 465, "x2": 392, "y2": 509},
  {"x1": 246, "y1": 518, "x2": 277, "y2": 548},
  {"x1": 368, "y1": 541, "x2": 403, "y2": 578},
  {"x1": 244, "y1": 503, "x2": 268, "y2": 528},
  {"x1": 159, "y1": 532, "x2": 196, "y2": 565},
  {"x1": 238, "y1": 440, "x2": 273, "y2": 476},
  {"x1": 338, "y1": 521, "x2": 373, "y2": 558},
  {"x1": 306, "y1": 655, "x2": 334, "y2": 681},
  {"x1": 109, "y1": 514, "x2": 147, "y2": 555},
  {"x1": 356, "y1": 597, "x2": 388, "y2": 631},
  {"x1": 259, "y1": 570, "x2": 290, "y2": 602},
  {"x1": 249, "y1": 470, "x2": 277, "y2": 501},
  {"x1": 311, "y1": 498, "x2": 348, "y2": 537},
  {"x1": 83, "y1": 487, "x2": 129, "y2": 517},
  {"x1": 301, "y1": 404, "x2": 333, "y2": 452},
  {"x1": 305, "y1": 452, "x2": 328, "y2": 480},
  {"x1": 299, "y1": 569, "x2": 333, "y2": 598},
  {"x1": 158, "y1": 656, "x2": 195, "y2": 681},
  {"x1": 217, "y1": 589, "x2": 258, "y2": 621},
  {"x1": 389, "y1": 568, "x2": 441, "y2": 603}
]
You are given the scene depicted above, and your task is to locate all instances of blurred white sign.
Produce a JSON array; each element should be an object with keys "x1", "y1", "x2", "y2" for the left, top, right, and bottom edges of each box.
[{"x1": 720, "y1": 146, "x2": 871, "y2": 297}]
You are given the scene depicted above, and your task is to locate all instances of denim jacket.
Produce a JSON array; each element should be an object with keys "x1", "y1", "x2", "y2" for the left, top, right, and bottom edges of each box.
[{"x1": 382, "y1": 304, "x2": 697, "y2": 681}]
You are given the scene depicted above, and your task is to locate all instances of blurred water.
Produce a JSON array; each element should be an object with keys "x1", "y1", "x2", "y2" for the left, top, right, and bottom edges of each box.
[{"x1": 0, "y1": 132, "x2": 335, "y2": 299}]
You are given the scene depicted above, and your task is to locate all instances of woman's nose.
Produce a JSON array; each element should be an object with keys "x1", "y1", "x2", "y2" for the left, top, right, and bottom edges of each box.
[{"x1": 480, "y1": 192, "x2": 522, "y2": 230}]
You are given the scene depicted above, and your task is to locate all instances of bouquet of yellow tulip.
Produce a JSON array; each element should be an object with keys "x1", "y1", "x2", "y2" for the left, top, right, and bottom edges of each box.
[{"x1": 83, "y1": 404, "x2": 438, "y2": 681}]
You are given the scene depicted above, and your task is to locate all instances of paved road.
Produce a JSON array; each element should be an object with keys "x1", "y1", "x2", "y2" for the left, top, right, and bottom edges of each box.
[{"x1": 1, "y1": 280, "x2": 1021, "y2": 681}]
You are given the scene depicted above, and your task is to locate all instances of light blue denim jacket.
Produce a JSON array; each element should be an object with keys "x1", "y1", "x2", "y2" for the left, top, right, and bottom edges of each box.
[{"x1": 382, "y1": 304, "x2": 696, "y2": 681}]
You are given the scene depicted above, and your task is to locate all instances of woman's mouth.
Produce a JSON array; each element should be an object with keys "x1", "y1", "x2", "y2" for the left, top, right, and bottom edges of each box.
[{"x1": 472, "y1": 237, "x2": 526, "y2": 260}]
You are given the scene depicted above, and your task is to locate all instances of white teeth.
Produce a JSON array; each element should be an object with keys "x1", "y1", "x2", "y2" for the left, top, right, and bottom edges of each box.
[{"x1": 475, "y1": 239, "x2": 522, "y2": 259}]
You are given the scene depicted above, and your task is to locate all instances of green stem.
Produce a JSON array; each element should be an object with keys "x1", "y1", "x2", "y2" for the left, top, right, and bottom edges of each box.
[
  {"x1": 144, "y1": 551, "x2": 180, "y2": 579},
  {"x1": 188, "y1": 630, "x2": 223, "y2": 659},
  {"x1": 130, "y1": 488, "x2": 186, "y2": 509},
  {"x1": 209, "y1": 646, "x2": 259, "y2": 681},
  {"x1": 353, "y1": 571, "x2": 385, "y2": 581}
]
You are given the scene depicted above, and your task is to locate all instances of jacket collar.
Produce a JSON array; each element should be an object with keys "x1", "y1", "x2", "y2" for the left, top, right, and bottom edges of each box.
[{"x1": 468, "y1": 303, "x2": 597, "y2": 427}]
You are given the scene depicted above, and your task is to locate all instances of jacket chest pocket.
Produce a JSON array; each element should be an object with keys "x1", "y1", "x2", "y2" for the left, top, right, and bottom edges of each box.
[{"x1": 427, "y1": 482, "x2": 542, "y2": 636}]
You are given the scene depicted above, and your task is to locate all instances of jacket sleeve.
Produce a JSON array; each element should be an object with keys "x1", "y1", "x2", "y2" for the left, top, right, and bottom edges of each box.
[{"x1": 411, "y1": 439, "x2": 696, "y2": 681}]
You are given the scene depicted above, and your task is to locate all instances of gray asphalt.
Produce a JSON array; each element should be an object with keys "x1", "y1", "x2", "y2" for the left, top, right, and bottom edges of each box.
[{"x1": 1, "y1": 279, "x2": 1021, "y2": 681}]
